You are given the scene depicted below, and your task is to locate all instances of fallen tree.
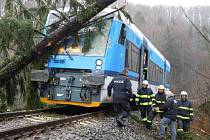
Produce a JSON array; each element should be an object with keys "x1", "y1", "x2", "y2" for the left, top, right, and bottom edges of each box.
[{"x1": 0, "y1": 0, "x2": 116, "y2": 84}]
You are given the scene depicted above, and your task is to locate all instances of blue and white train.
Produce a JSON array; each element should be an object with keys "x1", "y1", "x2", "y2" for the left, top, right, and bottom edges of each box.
[{"x1": 34, "y1": 7, "x2": 170, "y2": 107}]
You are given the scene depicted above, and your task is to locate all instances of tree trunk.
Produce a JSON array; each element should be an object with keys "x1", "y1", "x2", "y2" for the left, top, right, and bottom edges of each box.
[{"x1": 0, "y1": 0, "x2": 116, "y2": 84}]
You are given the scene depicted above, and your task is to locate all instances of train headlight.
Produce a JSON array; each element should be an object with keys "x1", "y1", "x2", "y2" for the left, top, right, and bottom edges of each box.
[
  {"x1": 96, "y1": 59, "x2": 103, "y2": 66},
  {"x1": 58, "y1": 47, "x2": 65, "y2": 54}
]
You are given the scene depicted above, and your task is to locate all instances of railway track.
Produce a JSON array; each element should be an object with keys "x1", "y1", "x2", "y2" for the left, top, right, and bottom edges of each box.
[
  {"x1": 0, "y1": 111, "x2": 103, "y2": 140},
  {"x1": 0, "y1": 108, "x2": 58, "y2": 121}
]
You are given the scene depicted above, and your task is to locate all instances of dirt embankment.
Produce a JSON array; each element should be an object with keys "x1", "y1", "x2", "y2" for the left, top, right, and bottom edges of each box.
[{"x1": 190, "y1": 100, "x2": 210, "y2": 140}]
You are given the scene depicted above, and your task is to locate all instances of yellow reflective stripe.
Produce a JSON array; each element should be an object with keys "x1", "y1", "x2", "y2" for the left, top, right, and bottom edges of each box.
[
  {"x1": 152, "y1": 99, "x2": 156, "y2": 101},
  {"x1": 156, "y1": 100, "x2": 165, "y2": 103},
  {"x1": 140, "y1": 102, "x2": 152, "y2": 106},
  {"x1": 177, "y1": 129, "x2": 183, "y2": 132},
  {"x1": 156, "y1": 110, "x2": 164, "y2": 113},
  {"x1": 151, "y1": 94, "x2": 155, "y2": 97},
  {"x1": 177, "y1": 115, "x2": 190, "y2": 119},
  {"x1": 142, "y1": 118, "x2": 147, "y2": 121},
  {"x1": 135, "y1": 94, "x2": 141, "y2": 97},
  {"x1": 152, "y1": 104, "x2": 156, "y2": 106},
  {"x1": 139, "y1": 95, "x2": 150, "y2": 98},
  {"x1": 178, "y1": 106, "x2": 191, "y2": 110},
  {"x1": 130, "y1": 98, "x2": 133, "y2": 101},
  {"x1": 135, "y1": 98, "x2": 139, "y2": 101},
  {"x1": 190, "y1": 108, "x2": 193, "y2": 111},
  {"x1": 190, "y1": 113, "x2": 194, "y2": 116},
  {"x1": 147, "y1": 120, "x2": 152, "y2": 123}
]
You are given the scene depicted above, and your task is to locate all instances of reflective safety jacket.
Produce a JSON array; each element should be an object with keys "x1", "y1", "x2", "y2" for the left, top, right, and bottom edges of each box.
[
  {"x1": 152, "y1": 92, "x2": 166, "y2": 113},
  {"x1": 177, "y1": 99, "x2": 193, "y2": 120},
  {"x1": 135, "y1": 87, "x2": 154, "y2": 106}
]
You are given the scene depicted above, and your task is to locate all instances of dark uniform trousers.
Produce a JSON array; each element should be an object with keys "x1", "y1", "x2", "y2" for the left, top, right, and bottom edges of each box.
[
  {"x1": 146, "y1": 92, "x2": 166, "y2": 126},
  {"x1": 177, "y1": 119, "x2": 190, "y2": 132},
  {"x1": 177, "y1": 100, "x2": 193, "y2": 132},
  {"x1": 140, "y1": 106, "x2": 151, "y2": 122},
  {"x1": 114, "y1": 101, "x2": 131, "y2": 125},
  {"x1": 135, "y1": 87, "x2": 154, "y2": 122},
  {"x1": 147, "y1": 111, "x2": 164, "y2": 124}
]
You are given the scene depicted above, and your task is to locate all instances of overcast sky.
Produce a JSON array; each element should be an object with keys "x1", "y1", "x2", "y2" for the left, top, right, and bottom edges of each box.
[{"x1": 127, "y1": 0, "x2": 210, "y2": 7}]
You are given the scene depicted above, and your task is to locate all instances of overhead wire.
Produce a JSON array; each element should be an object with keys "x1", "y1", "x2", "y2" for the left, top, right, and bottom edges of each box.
[
  {"x1": 180, "y1": 6, "x2": 210, "y2": 43},
  {"x1": 179, "y1": 6, "x2": 210, "y2": 80}
]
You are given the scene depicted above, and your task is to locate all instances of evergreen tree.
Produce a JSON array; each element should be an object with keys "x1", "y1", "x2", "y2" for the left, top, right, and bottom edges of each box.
[{"x1": 0, "y1": 0, "x2": 116, "y2": 111}]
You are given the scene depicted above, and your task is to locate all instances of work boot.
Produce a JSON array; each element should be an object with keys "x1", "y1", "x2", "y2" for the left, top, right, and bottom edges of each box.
[
  {"x1": 117, "y1": 122, "x2": 124, "y2": 128},
  {"x1": 145, "y1": 124, "x2": 151, "y2": 129},
  {"x1": 155, "y1": 135, "x2": 165, "y2": 140},
  {"x1": 116, "y1": 119, "x2": 125, "y2": 127}
]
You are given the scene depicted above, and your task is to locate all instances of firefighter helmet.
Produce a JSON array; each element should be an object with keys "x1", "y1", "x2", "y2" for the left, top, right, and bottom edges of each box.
[
  {"x1": 142, "y1": 80, "x2": 149, "y2": 85},
  {"x1": 180, "y1": 91, "x2": 188, "y2": 96},
  {"x1": 158, "y1": 85, "x2": 165, "y2": 90}
]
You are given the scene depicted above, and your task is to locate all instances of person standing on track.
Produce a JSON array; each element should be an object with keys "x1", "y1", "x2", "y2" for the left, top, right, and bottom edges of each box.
[{"x1": 107, "y1": 69, "x2": 133, "y2": 127}]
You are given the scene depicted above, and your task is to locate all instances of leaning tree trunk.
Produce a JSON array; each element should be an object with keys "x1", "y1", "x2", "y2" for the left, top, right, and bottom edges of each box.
[{"x1": 0, "y1": 0, "x2": 116, "y2": 84}]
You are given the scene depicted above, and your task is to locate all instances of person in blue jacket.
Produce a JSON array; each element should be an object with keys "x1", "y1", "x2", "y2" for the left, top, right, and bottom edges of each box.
[{"x1": 155, "y1": 90, "x2": 177, "y2": 140}]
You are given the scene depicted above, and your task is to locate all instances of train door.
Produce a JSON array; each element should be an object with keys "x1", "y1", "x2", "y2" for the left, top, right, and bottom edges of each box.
[{"x1": 139, "y1": 39, "x2": 149, "y2": 83}]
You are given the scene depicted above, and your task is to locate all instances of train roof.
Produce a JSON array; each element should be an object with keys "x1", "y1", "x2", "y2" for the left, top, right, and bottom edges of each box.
[{"x1": 47, "y1": 7, "x2": 117, "y2": 22}]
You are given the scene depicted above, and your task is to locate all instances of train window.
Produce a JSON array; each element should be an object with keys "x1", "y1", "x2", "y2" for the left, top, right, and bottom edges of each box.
[
  {"x1": 64, "y1": 19, "x2": 112, "y2": 56},
  {"x1": 148, "y1": 61, "x2": 163, "y2": 84},
  {"x1": 119, "y1": 24, "x2": 126, "y2": 45},
  {"x1": 148, "y1": 62, "x2": 153, "y2": 82},
  {"x1": 160, "y1": 69, "x2": 163, "y2": 83},
  {"x1": 158, "y1": 67, "x2": 161, "y2": 83},
  {"x1": 136, "y1": 53, "x2": 140, "y2": 73},
  {"x1": 155, "y1": 66, "x2": 159, "y2": 83},
  {"x1": 125, "y1": 41, "x2": 132, "y2": 70},
  {"x1": 166, "y1": 72, "x2": 170, "y2": 84},
  {"x1": 47, "y1": 13, "x2": 60, "y2": 33},
  {"x1": 125, "y1": 40, "x2": 140, "y2": 73},
  {"x1": 152, "y1": 62, "x2": 156, "y2": 82},
  {"x1": 131, "y1": 44, "x2": 139, "y2": 72}
]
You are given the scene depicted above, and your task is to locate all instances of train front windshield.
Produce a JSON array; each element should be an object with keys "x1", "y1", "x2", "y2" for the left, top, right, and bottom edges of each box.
[
  {"x1": 47, "y1": 13, "x2": 112, "y2": 57},
  {"x1": 66, "y1": 19, "x2": 112, "y2": 56}
]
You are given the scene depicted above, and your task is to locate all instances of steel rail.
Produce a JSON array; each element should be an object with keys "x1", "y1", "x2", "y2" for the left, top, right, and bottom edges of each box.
[
  {"x1": 0, "y1": 108, "x2": 59, "y2": 121},
  {"x1": 0, "y1": 111, "x2": 102, "y2": 139}
]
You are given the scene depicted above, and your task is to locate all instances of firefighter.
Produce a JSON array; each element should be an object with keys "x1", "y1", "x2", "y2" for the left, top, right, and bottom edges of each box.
[
  {"x1": 155, "y1": 90, "x2": 177, "y2": 140},
  {"x1": 146, "y1": 85, "x2": 166, "y2": 129},
  {"x1": 177, "y1": 91, "x2": 194, "y2": 132},
  {"x1": 135, "y1": 80, "x2": 154, "y2": 123},
  {"x1": 107, "y1": 69, "x2": 133, "y2": 127}
]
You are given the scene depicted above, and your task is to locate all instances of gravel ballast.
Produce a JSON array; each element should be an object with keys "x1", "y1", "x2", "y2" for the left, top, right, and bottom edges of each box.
[{"x1": 27, "y1": 111, "x2": 155, "y2": 140}]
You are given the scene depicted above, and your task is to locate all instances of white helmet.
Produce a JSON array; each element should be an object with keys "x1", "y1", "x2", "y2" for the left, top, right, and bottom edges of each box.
[
  {"x1": 158, "y1": 85, "x2": 165, "y2": 90},
  {"x1": 142, "y1": 80, "x2": 148, "y2": 85},
  {"x1": 180, "y1": 91, "x2": 188, "y2": 96}
]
